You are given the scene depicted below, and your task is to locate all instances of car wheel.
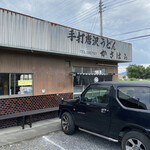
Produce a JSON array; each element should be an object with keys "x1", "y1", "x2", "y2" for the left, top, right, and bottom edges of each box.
[
  {"x1": 121, "y1": 131, "x2": 150, "y2": 150},
  {"x1": 61, "y1": 112, "x2": 75, "y2": 135}
]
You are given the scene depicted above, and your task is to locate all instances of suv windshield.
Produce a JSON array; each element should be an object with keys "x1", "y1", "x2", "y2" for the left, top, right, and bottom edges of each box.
[{"x1": 118, "y1": 87, "x2": 150, "y2": 110}]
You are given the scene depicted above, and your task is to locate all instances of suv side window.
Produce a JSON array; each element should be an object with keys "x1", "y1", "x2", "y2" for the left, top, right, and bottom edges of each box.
[
  {"x1": 83, "y1": 85, "x2": 110, "y2": 105},
  {"x1": 118, "y1": 87, "x2": 150, "y2": 110}
]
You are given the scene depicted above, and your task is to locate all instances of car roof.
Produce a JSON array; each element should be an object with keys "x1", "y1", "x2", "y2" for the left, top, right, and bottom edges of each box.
[{"x1": 92, "y1": 81, "x2": 150, "y2": 87}]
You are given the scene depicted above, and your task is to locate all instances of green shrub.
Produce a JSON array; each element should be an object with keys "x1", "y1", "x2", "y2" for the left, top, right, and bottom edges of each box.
[{"x1": 130, "y1": 78, "x2": 138, "y2": 81}]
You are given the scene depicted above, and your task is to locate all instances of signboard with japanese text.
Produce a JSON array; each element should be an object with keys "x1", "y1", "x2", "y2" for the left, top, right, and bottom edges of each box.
[
  {"x1": 18, "y1": 80, "x2": 32, "y2": 86},
  {"x1": 0, "y1": 8, "x2": 132, "y2": 62},
  {"x1": 66, "y1": 29, "x2": 132, "y2": 62}
]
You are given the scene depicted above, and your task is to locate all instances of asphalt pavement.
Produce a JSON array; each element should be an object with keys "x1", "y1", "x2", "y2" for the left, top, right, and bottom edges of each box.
[
  {"x1": 0, "y1": 129, "x2": 121, "y2": 150},
  {"x1": 0, "y1": 118, "x2": 121, "y2": 150},
  {"x1": 0, "y1": 118, "x2": 61, "y2": 147}
]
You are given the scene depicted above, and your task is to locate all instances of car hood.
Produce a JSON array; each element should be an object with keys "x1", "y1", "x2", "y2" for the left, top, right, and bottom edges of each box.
[{"x1": 63, "y1": 99, "x2": 79, "y2": 105}]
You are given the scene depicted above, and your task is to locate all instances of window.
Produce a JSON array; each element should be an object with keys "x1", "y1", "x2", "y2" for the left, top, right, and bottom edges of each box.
[
  {"x1": 0, "y1": 74, "x2": 9, "y2": 95},
  {"x1": 73, "y1": 85, "x2": 83, "y2": 93},
  {"x1": 92, "y1": 68, "x2": 100, "y2": 74},
  {"x1": 0, "y1": 73, "x2": 33, "y2": 97},
  {"x1": 73, "y1": 67, "x2": 82, "y2": 73},
  {"x1": 83, "y1": 67, "x2": 91, "y2": 73},
  {"x1": 73, "y1": 66, "x2": 107, "y2": 97},
  {"x1": 118, "y1": 87, "x2": 150, "y2": 110},
  {"x1": 101, "y1": 69, "x2": 106, "y2": 75},
  {"x1": 83, "y1": 85, "x2": 110, "y2": 104}
]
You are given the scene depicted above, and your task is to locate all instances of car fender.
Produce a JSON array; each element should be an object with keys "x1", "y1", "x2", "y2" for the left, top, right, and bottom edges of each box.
[
  {"x1": 59, "y1": 108, "x2": 75, "y2": 121},
  {"x1": 119, "y1": 123, "x2": 149, "y2": 140}
]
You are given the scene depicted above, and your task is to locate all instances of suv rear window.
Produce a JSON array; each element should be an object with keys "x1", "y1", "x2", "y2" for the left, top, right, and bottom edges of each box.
[{"x1": 118, "y1": 87, "x2": 150, "y2": 110}]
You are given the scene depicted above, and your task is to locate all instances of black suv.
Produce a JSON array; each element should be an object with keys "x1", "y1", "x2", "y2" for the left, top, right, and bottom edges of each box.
[{"x1": 58, "y1": 81, "x2": 150, "y2": 150}]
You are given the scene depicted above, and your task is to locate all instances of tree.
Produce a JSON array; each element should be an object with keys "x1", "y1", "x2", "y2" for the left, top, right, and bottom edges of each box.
[
  {"x1": 145, "y1": 66, "x2": 150, "y2": 79},
  {"x1": 127, "y1": 65, "x2": 145, "y2": 79}
]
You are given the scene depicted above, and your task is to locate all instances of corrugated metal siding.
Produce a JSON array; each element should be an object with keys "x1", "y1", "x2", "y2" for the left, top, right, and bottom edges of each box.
[{"x1": 0, "y1": 8, "x2": 132, "y2": 62}]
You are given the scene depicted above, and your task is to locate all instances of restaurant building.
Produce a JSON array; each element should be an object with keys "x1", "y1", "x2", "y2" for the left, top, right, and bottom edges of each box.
[{"x1": 0, "y1": 8, "x2": 132, "y2": 128}]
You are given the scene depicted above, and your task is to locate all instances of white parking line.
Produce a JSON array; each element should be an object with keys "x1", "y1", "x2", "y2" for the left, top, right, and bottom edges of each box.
[{"x1": 43, "y1": 136, "x2": 66, "y2": 150}]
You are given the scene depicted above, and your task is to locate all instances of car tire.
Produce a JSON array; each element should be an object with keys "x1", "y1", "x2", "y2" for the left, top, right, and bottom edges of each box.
[
  {"x1": 121, "y1": 131, "x2": 150, "y2": 150},
  {"x1": 61, "y1": 112, "x2": 75, "y2": 135}
]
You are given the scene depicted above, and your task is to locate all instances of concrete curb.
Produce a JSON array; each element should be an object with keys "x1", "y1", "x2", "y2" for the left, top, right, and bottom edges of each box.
[{"x1": 0, "y1": 118, "x2": 61, "y2": 147}]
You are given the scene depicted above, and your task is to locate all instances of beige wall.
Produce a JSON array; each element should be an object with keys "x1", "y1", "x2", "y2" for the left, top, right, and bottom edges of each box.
[
  {"x1": 0, "y1": 49, "x2": 118, "y2": 95},
  {"x1": 0, "y1": 50, "x2": 72, "y2": 95}
]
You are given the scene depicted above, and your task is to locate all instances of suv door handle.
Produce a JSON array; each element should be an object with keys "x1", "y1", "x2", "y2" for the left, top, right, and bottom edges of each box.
[{"x1": 101, "y1": 108, "x2": 109, "y2": 113}]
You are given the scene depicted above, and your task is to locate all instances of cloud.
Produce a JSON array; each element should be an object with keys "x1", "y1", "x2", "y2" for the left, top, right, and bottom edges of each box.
[
  {"x1": 137, "y1": 49, "x2": 150, "y2": 59},
  {"x1": 81, "y1": 2, "x2": 94, "y2": 11},
  {"x1": 104, "y1": 0, "x2": 150, "y2": 36}
]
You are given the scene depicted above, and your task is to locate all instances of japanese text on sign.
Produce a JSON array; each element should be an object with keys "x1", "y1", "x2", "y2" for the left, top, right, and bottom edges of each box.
[
  {"x1": 18, "y1": 80, "x2": 32, "y2": 86},
  {"x1": 67, "y1": 29, "x2": 128, "y2": 60}
]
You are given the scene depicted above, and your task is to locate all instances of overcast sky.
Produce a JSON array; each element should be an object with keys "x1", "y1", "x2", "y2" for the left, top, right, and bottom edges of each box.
[{"x1": 1, "y1": 0, "x2": 150, "y2": 66}]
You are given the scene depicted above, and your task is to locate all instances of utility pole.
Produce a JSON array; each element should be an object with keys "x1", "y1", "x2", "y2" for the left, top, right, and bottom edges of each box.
[{"x1": 99, "y1": 0, "x2": 103, "y2": 36}]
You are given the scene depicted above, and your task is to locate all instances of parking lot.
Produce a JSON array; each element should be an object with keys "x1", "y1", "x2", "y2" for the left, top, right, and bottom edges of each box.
[{"x1": 0, "y1": 130, "x2": 121, "y2": 150}]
